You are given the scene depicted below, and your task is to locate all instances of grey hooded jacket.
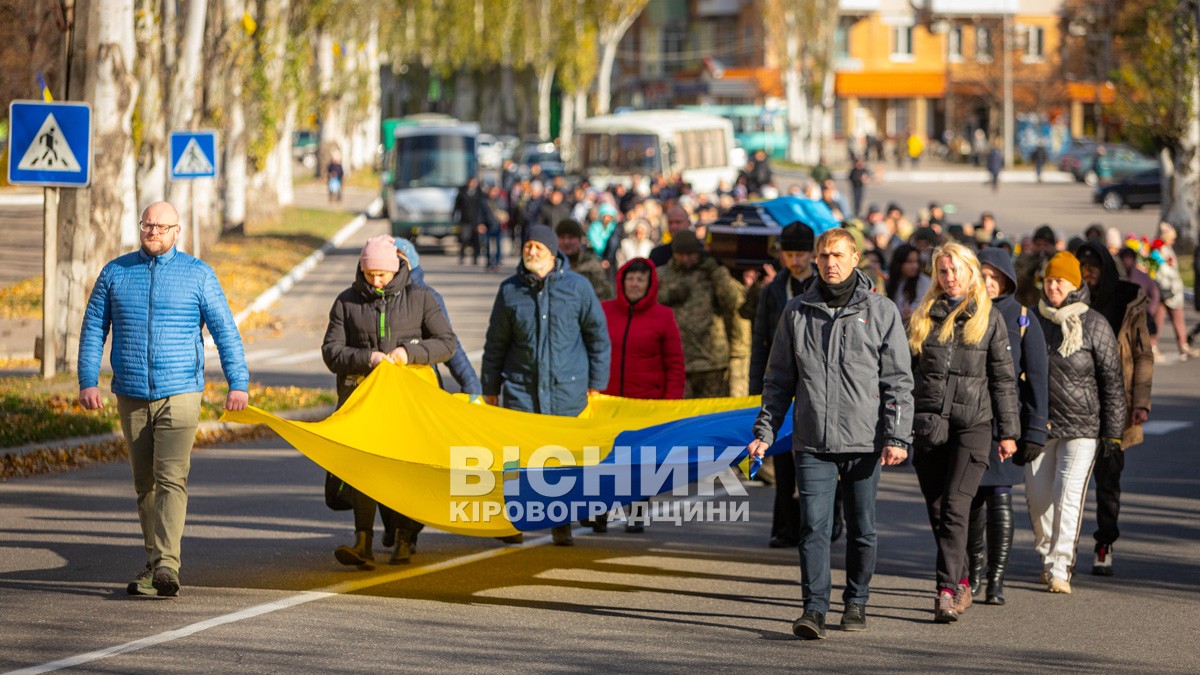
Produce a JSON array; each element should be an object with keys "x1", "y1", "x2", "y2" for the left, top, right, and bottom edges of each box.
[{"x1": 753, "y1": 270, "x2": 914, "y2": 453}]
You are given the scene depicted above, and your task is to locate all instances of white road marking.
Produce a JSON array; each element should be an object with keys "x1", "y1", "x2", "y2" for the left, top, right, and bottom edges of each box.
[
  {"x1": 6, "y1": 538, "x2": 546, "y2": 675},
  {"x1": 1141, "y1": 420, "x2": 1193, "y2": 436},
  {"x1": 254, "y1": 350, "x2": 324, "y2": 367}
]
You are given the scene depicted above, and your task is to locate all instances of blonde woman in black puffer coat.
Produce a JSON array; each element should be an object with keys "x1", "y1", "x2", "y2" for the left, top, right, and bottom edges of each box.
[{"x1": 908, "y1": 241, "x2": 1021, "y2": 623}]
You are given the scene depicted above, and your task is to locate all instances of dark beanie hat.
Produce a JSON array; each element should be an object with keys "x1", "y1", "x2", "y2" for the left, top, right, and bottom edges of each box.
[
  {"x1": 912, "y1": 226, "x2": 939, "y2": 244},
  {"x1": 780, "y1": 221, "x2": 815, "y2": 252},
  {"x1": 554, "y1": 218, "x2": 584, "y2": 238},
  {"x1": 671, "y1": 229, "x2": 702, "y2": 254},
  {"x1": 1033, "y1": 224, "x2": 1057, "y2": 243},
  {"x1": 526, "y1": 225, "x2": 559, "y2": 256}
]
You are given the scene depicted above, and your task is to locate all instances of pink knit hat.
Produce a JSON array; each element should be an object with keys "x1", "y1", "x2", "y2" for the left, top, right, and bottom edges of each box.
[{"x1": 360, "y1": 235, "x2": 400, "y2": 272}]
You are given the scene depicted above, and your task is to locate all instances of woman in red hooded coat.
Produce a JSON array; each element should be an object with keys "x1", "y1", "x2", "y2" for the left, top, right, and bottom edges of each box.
[
  {"x1": 593, "y1": 258, "x2": 686, "y2": 534},
  {"x1": 602, "y1": 258, "x2": 686, "y2": 400}
]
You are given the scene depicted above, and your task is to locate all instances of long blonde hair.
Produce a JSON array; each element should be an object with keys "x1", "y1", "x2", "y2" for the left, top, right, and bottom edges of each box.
[{"x1": 907, "y1": 242, "x2": 992, "y2": 354}]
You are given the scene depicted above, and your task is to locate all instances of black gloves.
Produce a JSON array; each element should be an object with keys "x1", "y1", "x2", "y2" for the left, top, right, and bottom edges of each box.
[
  {"x1": 1012, "y1": 440, "x2": 1043, "y2": 467},
  {"x1": 1100, "y1": 438, "x2": 1122, "y2": 459}
]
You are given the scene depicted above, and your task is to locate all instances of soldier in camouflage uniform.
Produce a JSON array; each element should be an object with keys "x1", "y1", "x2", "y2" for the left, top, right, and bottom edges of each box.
[
  {"x1": 658, "y1": 230, "x2": 745, "y2": 398},
  {"x1": 556, "y1": 219, "x2": 615, "y2": 301}
]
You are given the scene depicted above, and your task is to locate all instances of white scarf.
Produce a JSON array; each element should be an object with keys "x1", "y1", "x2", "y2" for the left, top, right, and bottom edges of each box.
[{"x1": 1038, "y1": 300, "x2": 1089, "y2": 357}]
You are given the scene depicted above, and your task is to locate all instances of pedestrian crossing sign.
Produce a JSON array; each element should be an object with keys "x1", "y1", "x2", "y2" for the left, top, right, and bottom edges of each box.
[
  {"x1": 7, "y1": 100, "x2": 92, "y2": 187},
  {"x1": 169, "y1": 130, "x2": 219, "y2": 180}
]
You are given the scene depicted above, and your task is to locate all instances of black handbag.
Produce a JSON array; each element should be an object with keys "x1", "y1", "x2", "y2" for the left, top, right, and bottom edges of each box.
[
  {"x1": 915, "y1": 350, "x2": 959, "y2": 447},
  {"x1": 324, "y1": 472, "x2": 354, "y2": 511}
]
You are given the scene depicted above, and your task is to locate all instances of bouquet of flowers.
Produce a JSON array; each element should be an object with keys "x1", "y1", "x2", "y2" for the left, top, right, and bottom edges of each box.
[{"x1": 1124, "y1": 235, "x2": 1168, "y2": 278}]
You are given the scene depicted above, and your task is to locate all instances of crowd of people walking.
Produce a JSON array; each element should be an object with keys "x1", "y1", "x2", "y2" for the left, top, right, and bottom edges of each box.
[{"x1": 79, "y1": 154, "x2": 1194, "y2": 642}]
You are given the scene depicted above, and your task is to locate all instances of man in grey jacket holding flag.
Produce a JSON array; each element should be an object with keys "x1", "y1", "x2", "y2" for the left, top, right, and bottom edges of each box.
[{"x1": 748, "y1": 227, "x2": 913, "y2": 640}]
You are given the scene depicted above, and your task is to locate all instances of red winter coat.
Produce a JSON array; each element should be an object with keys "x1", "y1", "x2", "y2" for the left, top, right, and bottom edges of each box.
[{"x1": 602, "y1": 259, "x2": 686, "y2": 399}]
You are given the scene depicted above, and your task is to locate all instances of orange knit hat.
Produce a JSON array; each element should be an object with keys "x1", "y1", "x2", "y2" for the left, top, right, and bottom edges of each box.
[{"x1": 1043, "y1": 250, "x2": 1081, "y2": 288}]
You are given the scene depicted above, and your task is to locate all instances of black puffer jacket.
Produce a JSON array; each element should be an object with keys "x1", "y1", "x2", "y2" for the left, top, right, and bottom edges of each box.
[
  {"x1": 322, "y1": 264, "x2": 457, "y2": 406},
  {"x1": 912, "y1": 298, "x2": 1021, "y2": 440},
  {"x1": 1036, "y1": 286, "x2": 1126, "y2": 440}
]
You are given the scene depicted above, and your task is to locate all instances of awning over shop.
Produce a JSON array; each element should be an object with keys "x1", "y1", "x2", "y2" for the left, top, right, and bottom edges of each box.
[
  {"x1": 1067, "y1": 81, "x2": 1115, "y2": 105},
  {"x1": 836, "y1": 71, "x2": 946, "y2": 98}
]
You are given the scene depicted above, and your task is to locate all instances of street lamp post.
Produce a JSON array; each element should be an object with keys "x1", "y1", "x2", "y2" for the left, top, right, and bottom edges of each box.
[{"x1": 1003, "y1": 7, "x2": 1014, "y2": 169}]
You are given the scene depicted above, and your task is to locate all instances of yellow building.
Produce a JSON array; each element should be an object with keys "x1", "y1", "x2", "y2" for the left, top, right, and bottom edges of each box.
[{"x1": 835, "y1": 1, "x2": 1068, "y2": 156}]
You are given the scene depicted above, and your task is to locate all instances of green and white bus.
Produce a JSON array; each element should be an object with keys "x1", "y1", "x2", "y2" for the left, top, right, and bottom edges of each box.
[{"x1": 380, "y1": 115, "x2": 478, "y2": 241}]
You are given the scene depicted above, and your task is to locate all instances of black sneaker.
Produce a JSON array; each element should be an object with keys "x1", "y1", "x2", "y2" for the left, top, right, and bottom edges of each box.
[
  {"x1": 840, "y1": 603, "x2": 866, "y2": 632},
  {"x1": 152, "y1": 567, "x2": 180, "y2": 598},
  {"x1": 496, "y1": 533, "x2": 524, "y2": 544},
  {"x1": 126, "y1": 563, "x2": 155, "y2": 596},
  {"x1": 768, "y1": 536, "x2": 799, "y2": 549},
  {"x1": 792, "y1": 610, "x2": 826, "y2": 640}
]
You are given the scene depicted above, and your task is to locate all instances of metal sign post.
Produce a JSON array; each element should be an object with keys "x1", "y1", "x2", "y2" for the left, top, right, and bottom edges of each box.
[
  {"x1": 7, "y1": 100, "x2": 93, "y2": 378},
  {"x1": 41, "y1": 188, "x2": 58, "y2": 378}
]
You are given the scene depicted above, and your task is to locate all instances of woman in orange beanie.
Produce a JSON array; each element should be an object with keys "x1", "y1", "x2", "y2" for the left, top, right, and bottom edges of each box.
[{"x1": 1028, "y1": 250, "x2": 1125, "y2": 594}]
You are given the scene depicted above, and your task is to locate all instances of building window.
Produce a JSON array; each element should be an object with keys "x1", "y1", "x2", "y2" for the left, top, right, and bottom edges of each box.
[
  {"x1": 1023, "y1": 25, "x2": 1045, "y2": 62},
  {"x1": 662, "y1": 23, "x2": 687, "y2": 74},
  {"x1": 891, "y1": 25, "x2": 914, "y2": 61},
  {"x1": 948, "y1": 25, "x2": 963, "y2": 62},
  {"x1": 975, "y1": 26, "x2": 993, "y2": 62},
  {"x1": 835, "y1": 21, "x2": 850, "y2": 60}
]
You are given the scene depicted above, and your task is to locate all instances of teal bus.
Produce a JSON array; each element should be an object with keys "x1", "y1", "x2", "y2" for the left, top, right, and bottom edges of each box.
[{"x1": 679, "y1": 104, "x2": 788, "y2": 160}]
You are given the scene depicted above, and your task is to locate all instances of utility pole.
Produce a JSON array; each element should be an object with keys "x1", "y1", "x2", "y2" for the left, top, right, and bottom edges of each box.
[{"x1": 1003, "y1": 6, "x2": 1014, "y2": 168}]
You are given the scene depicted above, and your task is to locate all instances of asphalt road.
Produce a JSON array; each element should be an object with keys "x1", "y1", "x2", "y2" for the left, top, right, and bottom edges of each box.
[
  {"x1": 2, "y1": 179, "x2": 1199, "y2": 673},
  {"x1": 776, "y1": 166, "x2": 1165, "y2": 242}
]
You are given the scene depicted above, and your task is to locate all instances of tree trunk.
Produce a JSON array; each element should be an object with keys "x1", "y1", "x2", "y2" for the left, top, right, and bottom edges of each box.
[
  {"x1": 537, "y1": 63, "x2": 555, "y2": 140},
  {"x1": 1162, "y1": 67, "x2": 1200, "y2": 249},
  {"x1": 575, "y1": 90, "x2": 587, "y2": 124},
  {"x1": 560, "y1": 92, "x2": 575, "y2": 162},
  {"x1": 57, "y1": 0, "x2": 138, "y2": 373},
  {"x1": 248, "y1": 0, "x2": 292, "y2": 223},
  {"x1": 501, "y1": 64, "x2": 516, "y2": 131},
  {"x1": 222, "y1": 0, "x2": 247, "y2": 231},
  {"x1": 134, "y1": 0, "x2": 167, "y2": 209},
  {"x1": 452, "y1": 71, "x2": 477, "y2": 122},
  {"x1": 316, "y1": 27, "x2": 341, "y2": 178},
  {"x1": 164, "y1": 0, "x2": 208, "y2": 242},
  {"x1": 596, "y1": 36, "x2": 619, "y2": 116}
]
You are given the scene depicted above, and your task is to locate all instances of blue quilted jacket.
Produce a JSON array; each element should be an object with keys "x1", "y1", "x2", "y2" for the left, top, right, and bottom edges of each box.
[{"x1": 78, "y1": 247, "x2": 250, "y2": 400}]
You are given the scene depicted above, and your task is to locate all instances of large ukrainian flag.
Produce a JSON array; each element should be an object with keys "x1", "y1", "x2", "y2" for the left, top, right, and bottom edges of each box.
[{"x1": 222, "y1": 364, "x2": 793, "y2": 537}]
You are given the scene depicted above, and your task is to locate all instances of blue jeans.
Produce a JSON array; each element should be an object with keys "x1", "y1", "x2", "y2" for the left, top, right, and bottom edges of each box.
[
  {"x1": 486, "y1": 230, "x2": 503, "y2": 267},
  {"x1": 794, "y1": 451, "x2": 881, "y2": 614}
]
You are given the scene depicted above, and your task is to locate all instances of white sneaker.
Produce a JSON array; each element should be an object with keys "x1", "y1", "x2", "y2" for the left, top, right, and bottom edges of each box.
[
  {"x1": 1093, "y1": 544, "x2": 1114, "y2": 576},
  {"x1": 1153, "y1": 345, "x2": 1166, "y2": 363}
]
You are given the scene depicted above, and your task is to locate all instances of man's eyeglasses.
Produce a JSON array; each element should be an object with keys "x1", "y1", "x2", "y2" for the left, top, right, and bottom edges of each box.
[{"x1": 139, "y1": 221, "x2": 179, "y2": 233}]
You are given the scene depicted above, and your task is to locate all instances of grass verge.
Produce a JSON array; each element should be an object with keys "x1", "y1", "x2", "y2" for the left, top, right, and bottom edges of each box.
[
  {"x1": 0, "y1": 373, "x2": 334, "y2": 450},
  {"x1": 0, "y1": 205, "x2": 355, "y2": 320}
]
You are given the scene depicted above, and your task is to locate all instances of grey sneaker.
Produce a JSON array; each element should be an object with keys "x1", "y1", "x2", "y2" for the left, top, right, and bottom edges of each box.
[
  {"x1": 792, "y1": 610, "x2": 826, "y2": 640},
  {"x1": 152, "y1": 566, "x2": 180, "y2": 598},
  {"x1": 840, "y1": 603, "x2": 867, "y2": 632},
  {"x1": 126, "y1": 563, "x2": 155, "y2": 596}
]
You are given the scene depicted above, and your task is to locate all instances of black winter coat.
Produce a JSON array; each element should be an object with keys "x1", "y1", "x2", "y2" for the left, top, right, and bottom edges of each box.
[
  {"x1": 912, "y1": 298, "x2": 1021, "y2": 441},
  {"x1": 748, "y1": 268, "x2": 815, "y2": 395},
  {"x1": 1036, "y1": 288, "x2": 1126, "y2": 440},
  {"x1": 322, "y1": 265, "x2": 457, "y2": 406}
]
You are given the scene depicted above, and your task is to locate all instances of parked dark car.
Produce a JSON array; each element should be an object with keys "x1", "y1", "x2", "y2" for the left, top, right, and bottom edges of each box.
[
  {"x1": 1072, "y1": 144, "x2": 1158, "y2": 186},
  {"x1": 1094, "y1": 168, "x2": 1162, "y2": 211},
  {"x1": 1057, "y1": 140, "x2": 1096, "y2": 174}
]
